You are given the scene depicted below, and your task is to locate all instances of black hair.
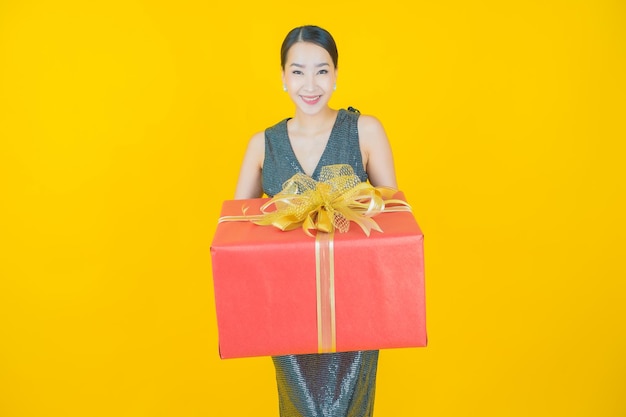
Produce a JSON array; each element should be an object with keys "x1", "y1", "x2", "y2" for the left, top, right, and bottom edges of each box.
[{"x1": 280, "y1": 25, "x2": 338, "y2": 69}]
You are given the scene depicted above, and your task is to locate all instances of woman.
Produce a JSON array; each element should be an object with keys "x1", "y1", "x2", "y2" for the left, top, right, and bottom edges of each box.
[{"x1": 235, "y1": 25, "x2": 397, "y2": 417}]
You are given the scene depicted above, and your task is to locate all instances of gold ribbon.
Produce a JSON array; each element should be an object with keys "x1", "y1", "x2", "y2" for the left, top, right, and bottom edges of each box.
[
  {"x1": 252, "y1": 164, "x2": 411, "y2": 237},
  {"x1": 316, "y1": 231, "x2": 336, "y2": 353}
]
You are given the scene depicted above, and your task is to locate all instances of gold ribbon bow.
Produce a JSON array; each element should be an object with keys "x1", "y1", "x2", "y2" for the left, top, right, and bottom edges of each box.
[{"x1": 254, "y1": 164, "x2": 410, "y2": 237}]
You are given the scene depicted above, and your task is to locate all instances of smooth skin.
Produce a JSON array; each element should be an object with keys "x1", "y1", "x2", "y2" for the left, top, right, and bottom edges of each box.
[{"x1": 235, "y1": 42, "x2": 397, "y2": 199}]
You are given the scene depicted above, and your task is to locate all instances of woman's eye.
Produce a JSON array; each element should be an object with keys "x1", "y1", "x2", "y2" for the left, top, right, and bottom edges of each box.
[
  {"x1": 318, "y1": 69, "x2": 328, "y2": 75},
  {"x1": 292, "y1": 70, "x2": 303, "y2": 75}
]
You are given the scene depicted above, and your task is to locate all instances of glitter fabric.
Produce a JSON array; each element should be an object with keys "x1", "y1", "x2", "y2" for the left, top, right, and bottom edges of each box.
[
  {"x1": 273, "y1": 351, "x2": 379, "y2": 417},
  {"x1": 261, "y1": 108, "x2": 379, "y2": 416},
  {"x1": 262, "y1": 109, "x2": 368, "y2": 198}
]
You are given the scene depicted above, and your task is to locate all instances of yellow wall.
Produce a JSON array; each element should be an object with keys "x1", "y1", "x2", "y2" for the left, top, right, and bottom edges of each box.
[{"x1": 1, "y1": 1, "x2": 625, "y2": 416}]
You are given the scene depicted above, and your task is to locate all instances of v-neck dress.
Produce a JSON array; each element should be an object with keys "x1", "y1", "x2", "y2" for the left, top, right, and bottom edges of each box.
[
  {"x1": 262, "y1": 108, "x2": 379, "y2": 417},
  {"x1": 262, "y1": 108, "x2": 368, "y2": 196}
]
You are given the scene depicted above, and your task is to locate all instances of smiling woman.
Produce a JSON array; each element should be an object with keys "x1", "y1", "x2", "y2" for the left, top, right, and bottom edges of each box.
[
  {"x1": 235, "y1": 26, "x2": 396, "y2": 201},
  {"x1": 232, "y1": 25, "x2": 398, "y2": 417}
]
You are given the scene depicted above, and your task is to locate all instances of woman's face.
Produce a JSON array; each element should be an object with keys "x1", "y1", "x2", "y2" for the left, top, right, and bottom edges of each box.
[{"x1": 282, "y1": 42, "x2": 337, "y2": 115}]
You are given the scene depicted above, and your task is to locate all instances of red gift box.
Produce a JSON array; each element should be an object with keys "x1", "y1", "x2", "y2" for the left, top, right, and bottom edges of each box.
[{"x1": 210, "y1": 193, "x2": 426, "y2": 359}]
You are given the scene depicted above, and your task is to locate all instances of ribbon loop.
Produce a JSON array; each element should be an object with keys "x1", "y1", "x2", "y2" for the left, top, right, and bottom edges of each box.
[{"x1": 254, "y1": 164, "x2": 411, "y2": 236}]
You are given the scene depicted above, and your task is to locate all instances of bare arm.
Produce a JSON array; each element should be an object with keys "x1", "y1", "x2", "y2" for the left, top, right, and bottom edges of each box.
[
  {"x1": 358, "y1": 115, "x2": 398, "y2": 188},
  {"x1": 234, "y1": 131, "x2": 265, "y2": 199}
]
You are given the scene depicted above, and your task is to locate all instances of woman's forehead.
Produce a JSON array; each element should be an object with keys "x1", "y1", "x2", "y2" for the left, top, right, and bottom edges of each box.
[{"x1": 286, "y1": 42, "x2": 333, "y2": 65}]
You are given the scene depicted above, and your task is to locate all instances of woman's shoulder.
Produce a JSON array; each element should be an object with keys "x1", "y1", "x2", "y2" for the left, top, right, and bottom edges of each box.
[
  {"x1": 249, "y1": 130, "x2": 265, "y2": 142},
  {"x1": 341, "y1": 107, "x2": 382, "y2": 129},
  {"x1": 356, "y1": 113, "x2": 386, "y2": 139},
  {"x1": 243, "y1": 131, "x2": 265, "y2": 155},
  {"x1": 265, "y1": 117, "x2": 290, "y2": 135},
  {"x1": 243, "y1": 117, "x2": 291, "y2": 153}
]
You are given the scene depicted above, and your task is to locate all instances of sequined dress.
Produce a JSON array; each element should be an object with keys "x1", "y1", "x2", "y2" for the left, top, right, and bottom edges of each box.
[{"x1": 262, "y1": 108, "x2": 379, "y2": 417}]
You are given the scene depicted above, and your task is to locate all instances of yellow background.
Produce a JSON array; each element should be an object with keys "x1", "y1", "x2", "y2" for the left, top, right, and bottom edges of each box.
[{"x1": 1, "y1": 1, "x2": 625, "y2": 416}]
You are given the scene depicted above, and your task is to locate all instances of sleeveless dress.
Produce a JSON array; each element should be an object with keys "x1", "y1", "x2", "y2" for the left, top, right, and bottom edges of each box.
[{"x1": 262, "y1": 108, "x2": 379, "y2": 417}]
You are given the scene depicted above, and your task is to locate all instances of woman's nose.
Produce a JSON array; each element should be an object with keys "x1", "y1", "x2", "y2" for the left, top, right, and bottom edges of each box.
[{"x1": 303, "y1": 74, "x2": 315, "y2": 91}]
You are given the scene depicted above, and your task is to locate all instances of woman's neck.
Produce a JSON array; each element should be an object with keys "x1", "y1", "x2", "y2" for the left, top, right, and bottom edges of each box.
[{"x1": 291, "y1": 107, "x2": 338, "y2": 134}]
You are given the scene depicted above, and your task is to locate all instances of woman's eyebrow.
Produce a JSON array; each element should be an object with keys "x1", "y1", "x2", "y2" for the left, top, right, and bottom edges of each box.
[{"x1": 289, "y1": 62, "x2": 330, "y2": 68}]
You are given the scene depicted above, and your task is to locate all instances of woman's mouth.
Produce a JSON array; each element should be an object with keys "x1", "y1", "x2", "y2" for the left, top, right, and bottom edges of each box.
[{"x1": 301, "y1": 95, "x2": 321, "y2": 105}]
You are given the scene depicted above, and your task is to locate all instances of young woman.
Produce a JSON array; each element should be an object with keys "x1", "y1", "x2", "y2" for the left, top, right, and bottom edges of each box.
[{"x1": 234, "y1": 25, "x2": 398, "y2": 417}]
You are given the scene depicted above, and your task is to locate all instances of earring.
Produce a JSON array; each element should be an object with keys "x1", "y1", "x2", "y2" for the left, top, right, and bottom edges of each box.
[
  {"x1": 333, "y1": 84, "x2": 337, "y2": 91},
  {"x1": 283, "y1": 85, "x2": 287, "y2": 92}
]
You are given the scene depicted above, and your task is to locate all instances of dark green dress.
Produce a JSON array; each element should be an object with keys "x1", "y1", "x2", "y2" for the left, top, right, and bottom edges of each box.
[{"x1": 262, "y1": 108, "x2": 379, "y2": 417}]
